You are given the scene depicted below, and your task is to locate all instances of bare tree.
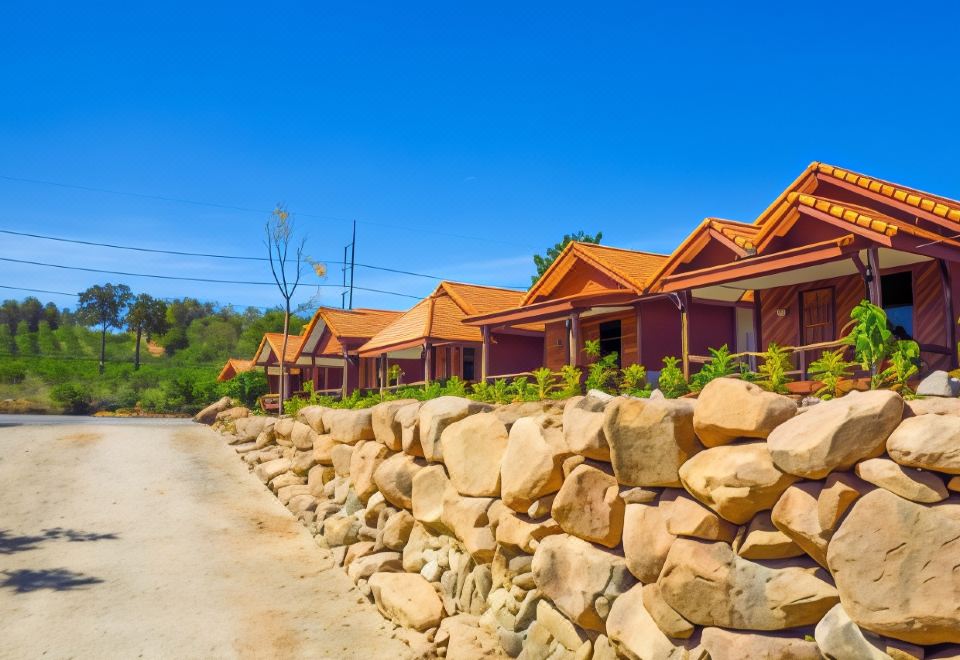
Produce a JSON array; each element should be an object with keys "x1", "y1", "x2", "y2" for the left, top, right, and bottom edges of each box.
[{"x1": 266, "y1": 205, "x2": 305, "y2": 415}]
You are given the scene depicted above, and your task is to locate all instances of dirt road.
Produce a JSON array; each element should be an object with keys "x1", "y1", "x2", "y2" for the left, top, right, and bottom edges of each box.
[{"x1": 0, "y1": 419, "x2": 414, "y2": 659}]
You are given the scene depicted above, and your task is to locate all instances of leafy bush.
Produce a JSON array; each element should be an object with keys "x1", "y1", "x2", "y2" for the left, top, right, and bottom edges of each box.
[
  {"x1": 755, "y1": 343, "x2": 792, "y2": 394},
  {"x1": 689, "y1": 345, "x2": 736, "y2": 393},
  {"x1": 491, "y1": 378, "x2": 511, "y2": 404},
  {"x1": 583, "y1": 339, "x2": 619, "y2": 394},
  {"x1": 222, "y1": 370, "x2": 268, "y2": 408},
  {"x1": 846, "y1": 301, "x2": 893, "y2": 388},
  {"x1": 442, "y1": 376, "x2": 468, "y2": 397},
  {"x1": 808, "y1": 349, "x2": 853, "y2": 400},
  {"x1": 657, "y1": 356, "x2": 689, "y2": 399},
  {"x1": 557, "y1": 365, "x2": 582, "y2": 398},
  {"x1": 511, "y1": 376, "x2": 532, "y2": 402},
  {"x1": 880, "y1": 340, "x2": 920, "y2": 395},
  {"x1": 50, "y1": 383, "x2": 92, "y2": 414},
  {"x1": 532, "y1": 368, "x2": 557, "y2": 400},
  {"x1": 619, "y1": 363, "x2": 649, "y2": 397}
]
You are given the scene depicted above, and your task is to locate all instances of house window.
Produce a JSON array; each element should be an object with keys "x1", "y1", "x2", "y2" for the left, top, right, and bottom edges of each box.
[
  {"x1": 881, "y1": 271, "x2": 913, "y2": 340},
  {"x1": 598, "y1": 320, "x2": 622, "y2": 366},
  {"x1": 462, "y1": 348, "x2": 476, "y2": 381}
]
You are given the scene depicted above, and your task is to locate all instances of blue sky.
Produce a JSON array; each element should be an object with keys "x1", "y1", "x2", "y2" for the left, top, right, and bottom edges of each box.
[{"x1": 1, "y1": 2, "x2": 958, "y2": 313}]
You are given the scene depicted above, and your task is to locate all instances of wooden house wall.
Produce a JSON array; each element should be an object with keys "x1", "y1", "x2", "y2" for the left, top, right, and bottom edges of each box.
[
  {"x1": 544, "y1": 321, "x2": 568, "y2": 372},
  {"x1": 490, "y1": 334, "x2": 545, "y2": 377},
  {"x1": 534, "y1": 259, "x2": 628, "y2": 303},
  {"x1": 688, "y1": 303, "x2": 738, "y2": 357},
  {"x1": 581, "y1": 311, "x2": 639, "y2": 367}
]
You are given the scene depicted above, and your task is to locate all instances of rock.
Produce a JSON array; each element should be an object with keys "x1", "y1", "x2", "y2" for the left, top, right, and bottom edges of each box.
[
  {"x1": 287, "y1": 494, "x2": 317, "y2": 517},
  {"x1": 234, "y1": 415, "x2": 271, "y2": 441},
  {"x1": 641, "y1": 583, "x2": 694, "y2": 639},
  {"x1": 307, "y1": 464, "x2": 335, "y2": 497},
  {"x1": 368, "y1": 572, "x2": 443, "y2": 631},
  {"x1": 495, "y1": 510, "x2": 562, "y2": 554},
  {"x1": 771, "y1": 482, "x2": 831, "y2": 567},
  {"x1": 888, "y1": 414, "x2": 960, "y2": 474},
  {"x1": 768, "y1": 390, "x2": 904, "y2": 479},
  {"x1": 622, "y1": 500, "x2": 676, "y2": 583},
  {"x1": 290, "y1": 421, "x2": 315, "y2": 450},
  {"x1": 678, "y1": 442, "x2": 798, "y2": 524},
  {"x1": 277, "y1": 483, "x2": 310, "y2": 504},
  {"x1": 527, "y1": 495, "x2": 555, "y2": 519},
  {"x1": 347, "y1": 552, "x2": 403, "y2": 582},
  {"x1": 906, "y1": 397, "x2": 960, "y2": 416},
  {"x1": 331, "y1": 443, "x2": 353, "y2": 477},
  {"x1": 397, "y1": 402, "x2": 423, "y2": 457},
  {"x1": 373, "y1": 452, "x2": 422, "y2": 510},
  {"x1": 855, "y1": 458, "x2": 947, "y2": 503},
  {"x1": 254, "y1": 458, "x2": 291, "y2": 483},
  {"x1": 412, "y1": 464, "x2": 451, "y2": 527},
  {"x1": 270, "y1": 471, "x2": 305, "y2": 490},
  {"x1": 274, "y1": 417, "x2": 295, "y2": 441},
  {"x1": 602, "y1": 397, "x2": 701, "y2": 487},
  {"x1": 827, "y1": 488, "x2": 960, "y2": 644},
  {"x1": 664, "y1": 492, "x2": 738, "y2": 542},
  {"x1": 699, "y1": 628, "x2": 822, "y2": 660},
  {"x1": 312, "y1": 432, "x2": 336, "y2": 465},
  {"x1": 324, "y1": 408, "x2": 375, "y2": 444},
  {"x1": 917, "y1": 370, "x2": 960, "y2": 397},
  {"x1": 500, "y1": 415, "x2": 570, "y2": 512},
  {"x1": 817, "y1": 472, "x2": 866, "y2": 530},
  {"x1": 411, "y1": 465, "x2": 496, "y2": 561},
  {"x1": 531, "y1": 533, "x2": 635, "y2": 631},
  {"x1": 737, "y1": 512, "x2": 805, "y2": 560},
  {"x1": 693, "y1": 378, "x2": 797, "y2": 447},
  {"x1": 437, "y1": 613, "x2": 502, "y2": 659},
  {"x1": 418, "y1": 396, "x2": 493, "y2": 463},
  {"x1": 380, "y1": 510, "x2": 415, "y2": 550},
  {"x1": 563, "y1": 395, "x2": 611, "y2": 460},
  {"x1": 194, "y1": 396, "x2": 233, "y2": 424},
  {"x1": 605, "y1": 584, "x2": 689, "y2": 659},
  {"x1": 951, "y1": 477, "x2": 960, "y2": 493},
  {"x1": 290, "y1": 451, "x2": 317, "y2": 476},
  {"x1": 815, "y1": 603, "x2": 925, "y2": 660},
  {"x1": 536, "y1": 600, "x2": 589, "y2": 651},
  {"x1": 620, "y1": 487, "x2": 659, "y2": 504},
  {"x1": 551, "y1": 464, "x2": 624, "y2": 547},
  {"x1": 370, "y1": 399, "x2": 417, "y2": 451},
  {"x1": 440, "y1": 412, "x2": 509, "y2": 497},
  {"x1": 296, "y1": 405, "x2": 328, "y2": 433},
  {"x1": 349, "y1": 441, "x2": 391, "y2": 503},
  {"x1": 658, "y1": 539, "x2": 839, "y2": 630},
  {"x1": 323, "y1": 516, "x2": 360, "y2": 546}
]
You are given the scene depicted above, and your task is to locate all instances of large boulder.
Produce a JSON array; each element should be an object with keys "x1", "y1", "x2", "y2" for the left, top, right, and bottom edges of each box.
[
  {"x1": 855, "y1": 457, "x2": 947, "y2": 503},
  {"x1": 887, "y1": 414, "x2": 960, "y2": 474},
  {"x1": 771, "y1": 482, "x2": 831, "y2": 567},
  {"x1": 827, "y1": 488, "x2": 960, "y2": 644},
  {"x1": 658, "y1": 539, "x2": 839, "y2": 630},
  {"x1": 312, "y1": 433, "x2": 336, "y2": 465},
  {"x1": 254, "y1": 457, "x2": 291, "y2": 483},
  {"x1": 194, "y1": 396, "x2": 233, "y2": 424},
  {"x1": 605, "y1": 584, "x2": 690, "y2": 659},
  {"x1": 380, "y1": 510, "x2": 414, "y2": 550},
  {"x1": 602, "y1": 397, "x2": 701, "y2": 487},
  {"x1": 768, "y1": 390, "x2": 904, "y2": 479},
  {"x1": 622, "y1": 500, "x2": 676, "y2": 583},
  {"x1": 551, "y1": 464, "x2": 624, "y2": 547},
  {"x1": 678, "y1": 442, "x2": 798, "y2": 524},
  {"x1": 397, "y1": 402, "x2": 423, "y2": 457},
  {"x1": 664, "y1": 492, "x2": 738, "y2": 542},
  {"x1": 531, "y1": 533, "x2": 635, "y2": 631},
  {"x1": 916, "y1": 370, "x2": 960, "y2": 397},
  {"x1": 418, "y1": 396, "x2": 493, "y2": 463},
  {"x1": 296, "y1": 405, "x2": 328, "y2": 433},
  {"x1": 368, "y1": 572, "x2": 443, "y2": 631},
  {"x1": 349, "y1": 440, "x2": 391, "y2": 503},
  {"x1": 440, "y1": 412, "x2": 508, "y2": 497},
  {"x1": 371, "y1": 399, "x2": 418, "y2": 451},
  {"x1": 290, "y1": 421, "x2": 315, "y2": 451},
  {"x1": 641, "y1": 582, "x2": 694, "y2": 639},
  {"x1": 323, "y1": 408, "x2": 375, "y2": 444},
  {"x1": 815, "y1": 603, "x2": 925, "y2": 660},
  {"x1": 410, "y1": 465, "x2": 496, "y2": 561},
  {"x1": 737, "y1": 512, "x2": 804, "y2": 560},
  {"x1": 693, "y1": 378, "x2": 797, "y2": 447},
  {"x1": 562, "y1": 394, "x2": 611, "y2": 461},
  {"x1": 494, "y1": 510, "x2": 562, "y2": 554},
  {"x1": 500, "y1": 416, "x2": 570, "y2": 512},
  {"x1": 234, "y1": 415, "x2": 272, "y2": 441},
  {"x1": 372, "y1": 452, "x2": 422, "y2": 510},
  {"x1": 699, "y1": 628, "x2": 822, "y2": 660}
]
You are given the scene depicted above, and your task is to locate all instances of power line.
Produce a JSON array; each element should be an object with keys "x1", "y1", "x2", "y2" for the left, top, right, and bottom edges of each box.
[
  {"x1": 0, "y1": 173, "x2": 538, "y2": 249},
  {"x1": 0, "y1": 256, "x2": 423, "y2": 299},
  {"x1": 0, "y1": 284, "x2": 78, "y2": 297}
]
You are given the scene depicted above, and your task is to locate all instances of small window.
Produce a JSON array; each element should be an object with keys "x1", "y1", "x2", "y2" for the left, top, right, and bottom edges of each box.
[
  {"x1": 598, "y1": 320, "x2": 622, "y2": 367},
  {"x1": 462, "y1": 348, "x2": 476, "y2": 381},
  {"x1": 881, "y1": 271, "x2": 913, "y2": 340}
]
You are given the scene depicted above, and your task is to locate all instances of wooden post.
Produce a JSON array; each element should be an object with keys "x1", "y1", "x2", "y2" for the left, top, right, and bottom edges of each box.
[
  {"x1": 634, "y1": 304, "x2": 643, "y2": 367},
  {"x1": 379, "y1": 354, "x2": 387, "y2": 394},
  {"x1": 866, "y1": 247, "x2": 883, "y2": 307},
  {"x1": 481, "y1": 326, "x2": 491, "y2": 382},
  {"x1": 938, "y1": 260, "x2": 956, "y2": 367},
  {"x1": 752, "y1": 292, "x2": 763, "y2": 372},
  {"x1": 568, "y1": 312, "x2": 581, "y2": 367},
  {"x1": 424, "y1": 342, "x2": 432, "y2": 385},
  {"x1": 341, "y1": 348, "x2": 349, "y2": 399},
  {"x1": 681, "y1": 306, "x2": 690, "y2": 380}
]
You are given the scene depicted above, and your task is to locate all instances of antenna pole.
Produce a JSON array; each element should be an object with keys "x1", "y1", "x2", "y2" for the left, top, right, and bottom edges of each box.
[{"x1": 348, "y1": 220, "x2": 357, "y2": 309}]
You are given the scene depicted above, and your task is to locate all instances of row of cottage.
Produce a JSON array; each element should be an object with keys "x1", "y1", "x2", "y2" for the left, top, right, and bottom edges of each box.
[{"x1": 221, "y1": 162, "x2": 960, "y2": 399}]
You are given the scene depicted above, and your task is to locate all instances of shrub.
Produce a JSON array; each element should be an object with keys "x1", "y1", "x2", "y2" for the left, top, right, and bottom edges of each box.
[
  {"x1": 880, "y1": 339, "x2": 920, "y2": 396},
  {"x1": 50, "y1": 383, "x2": 92, "y2": 414},
  {"x1": 846, "y1": 301, "x2": 893, "y2": 388},
  {"x1": 689, "y1": 345, "x2": 736, "y2": 393},
  {"x1": 755, "y1": 343, "x2": 792, "y2": 394},
  {"x1": 583, "y1": 339, "x2": 619, "y2": 394},
  {"x1": 808, "y1": 349, "x2": 853, "y2": 400},
  {"x1": 442, "y1": 376, "x2": 468, "y2": 397},
  {"x1": 557, "y1": 365, "x2": 582, "y2": 398},
  {"x1": 531, "y1": 367, "x2": 556, "y2": 400},
  {"x1": 620, "y1": 363, "x2": 649, "y2": 397},
  {"x1": 510, "y1": 376, "x2": 532, "y2": 402},
  {"x1": 223, "y1": 370, "x2": 269, "y2": 408},
  {"x1": 657, "y1": 356, "x2": 689, "y2": 399}
]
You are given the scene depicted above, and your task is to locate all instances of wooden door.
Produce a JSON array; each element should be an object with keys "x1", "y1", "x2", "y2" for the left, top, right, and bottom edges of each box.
[{"x1": 800, "y1": 287, "x2": 835, "y2": 373}]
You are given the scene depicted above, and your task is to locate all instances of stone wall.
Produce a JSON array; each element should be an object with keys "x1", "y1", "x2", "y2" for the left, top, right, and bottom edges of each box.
[{"x1": 210, "y1": 381, "x2": 960, "y2": 659}]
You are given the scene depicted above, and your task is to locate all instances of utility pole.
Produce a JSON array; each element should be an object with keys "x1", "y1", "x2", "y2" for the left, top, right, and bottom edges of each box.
[{"x1": 341, "y1": 220, "x2": 357, "y2": 309}]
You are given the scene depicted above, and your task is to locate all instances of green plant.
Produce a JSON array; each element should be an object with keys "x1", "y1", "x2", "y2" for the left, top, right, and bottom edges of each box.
[
  {"x1": 221, "y1": 369, "x2": 269, "y2": 409},
  {"x1": 491, "y1": 378, "x2": 511, "y2": 404},
  {"x1": 282, "y1": 395, "x2": 310, "y2": 416},
  {"x1": 846, "y1": 301, "x2": 893, "y2": 388},
  {"x1": 755, "y1": 343, "x2": 792, "y2": 394},
  {"x1": 583, "y1": 338, "x2": 619, "y2": 393},
  {"x1": 442, "y1": 376, "x2": 468, "y2": 397},
  {"x1": 880, "y1": 339, "x2": 920, "y2": 395},
  {"x1": 689, "y1": 345, "x2": 736, "y2": 392},
  {"x1": 532, "y1": 367, "x2": 557, "y2": 400},
  {"x1": 471, "y1": 381, "x2": 494, "y2": 402},
  {"x1": 50, "y1": 383, "x2": 92, "y2": 414},
  {"x1": 557, "y1": 365, "x2": 583, "y2": 398},
  {"x1": 510, "y1": 376, "x2": 533, "y2": 402},
  {"x1": 808, "y1": 349, "x2": 854, "y2": 400},
  {"x1": 387, "y1": 364, "x2": 404, "y2": 386},
  {"x1": 620, "y1": 363, "x2": 650, "y2": 397},
  {"x1": 657, "y1": 356, "x2": 689, "y2": 399}
]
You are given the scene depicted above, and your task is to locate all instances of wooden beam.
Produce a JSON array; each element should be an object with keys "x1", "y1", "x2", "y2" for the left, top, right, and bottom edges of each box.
[
  {"x1": 634, "y1": 304, "x2": 643, "y2": 367},
  {"x1": 341, "y1": 348, "x2": 349, "y2": 399},
  {"x1": 568, "y1": 312, "x2": 581, "y2": 367},
  {"x1": 481, "y1": 326, "x2": 491, "y2": 382},
  {"x1": 379, "y1": 354, "x2": 388, "y2": 394},
  {"x1": 938, "y1": 260, "x2": 956, "y2": 368},
  {"x1": 707, "y1": 228, "x2": 750, "y2": 258},
  {"x1": 866, "y1": 247, "x2": 883, "y2": 307},
  {"x1": 424, "y1": 342, "x2": 432, "y2": 385},
  {"x1": 681, "y1": 306, "x2": 690, "y2": 381}
]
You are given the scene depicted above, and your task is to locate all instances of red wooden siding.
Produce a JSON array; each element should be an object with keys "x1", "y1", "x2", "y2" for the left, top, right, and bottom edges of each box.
[{"x1": 913, "y1": 260, "x2": 951, "y2": 371}]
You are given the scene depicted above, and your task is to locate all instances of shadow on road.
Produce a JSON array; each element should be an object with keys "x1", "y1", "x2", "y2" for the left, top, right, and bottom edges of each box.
[
  {"x1": 0, "y1": 568, "x2": 104, "y2": 593},
  {"x1": 0, "y1": 528, "x2": 119, "y2": 554}
]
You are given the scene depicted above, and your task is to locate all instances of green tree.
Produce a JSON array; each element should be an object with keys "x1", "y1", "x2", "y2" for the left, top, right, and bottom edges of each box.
[
  {"x1": 0, "y1": 324, "x2": 14, "y2": 355},
  {"x1": 14, "y1": 320, "x2": 38, "y2": 356},
  {"x1": 126, "y1": 294, "x2": 169, "y2": 370},
  {"x1": 76, "y1": 283, "x2": 133, "y2": 375},
  {"x1": 37, "y1": 320, "x2": 59, "y2": 354},
  {"x1": 42, "y1": 302, "x2": 61, "y2": 329},
  {"x1": 0, "y1": 299, "x2": 20, "y2": 334},
  {"x1": 531, "y1": 231, "x2": 603, "y2": 286},
  {"x1": 19, "y1": 296, "x2": 43, "y2": 332}
]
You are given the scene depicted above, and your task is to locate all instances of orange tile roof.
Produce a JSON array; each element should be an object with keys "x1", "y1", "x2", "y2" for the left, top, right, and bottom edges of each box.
[
  {"x1": 217, "y1": 358, "x2": 254, "y2": 382},
  {"x1": 359, "y1": 281, "x2": 527, "y2": 355},
  {"x1": 254, "y1": 331, "x2": 305, "y2": 364},
  {"x1": 523, "y1": 242, "x2": 668, "y2": 305},
  {"x1": 710, "y1": 218, "x2": 759, "y2": 250},
  {"x1": 299, "y1": 306, "x2": 404, "y2": 358},
  {"x1": 646, "y1": 218, "x2": 759, "y2": 293}
]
